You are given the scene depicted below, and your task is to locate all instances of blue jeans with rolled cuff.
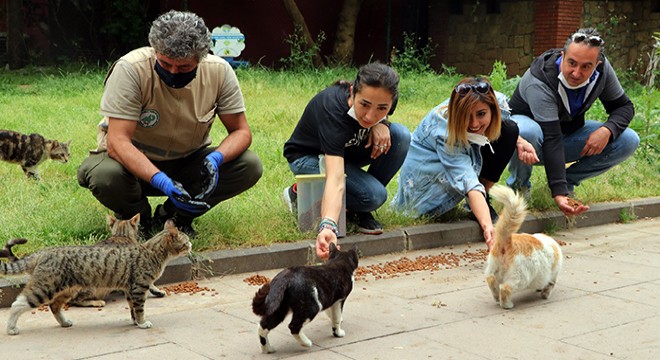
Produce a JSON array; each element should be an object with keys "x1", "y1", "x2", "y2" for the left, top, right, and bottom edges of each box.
[{"x1": 506, "y1": 114, "x2": 640, "y2": 194}]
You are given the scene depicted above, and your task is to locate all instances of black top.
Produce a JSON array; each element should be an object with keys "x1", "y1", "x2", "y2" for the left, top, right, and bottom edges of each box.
[{"x1": 283, "y1": 84, "x2": 370, "y2": 163}]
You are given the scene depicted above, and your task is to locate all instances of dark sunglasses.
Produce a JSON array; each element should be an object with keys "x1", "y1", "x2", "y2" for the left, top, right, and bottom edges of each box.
[
  {"x1": 455, "y1": 82, "x2": 490, "y2": 96},
  {"x1": 571, "y1": 33, "x2": 604, "y2": 47}
]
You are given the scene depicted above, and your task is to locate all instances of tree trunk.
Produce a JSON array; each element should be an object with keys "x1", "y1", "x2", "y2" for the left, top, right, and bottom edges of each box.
[
  {"x1": 331, "y1": 0, "x2": 364, "y2": 65},
  {"x1": 281, "y1": 0, "x2": 324, "y2": 67},
  {"x1": 7, "y1": 0, "x2": 27, "y2": 69}
]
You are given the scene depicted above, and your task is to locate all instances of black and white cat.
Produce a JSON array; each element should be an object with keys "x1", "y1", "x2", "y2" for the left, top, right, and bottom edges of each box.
[{"x1": 251, "y1": 243, "x2": 359, "y2": 353}]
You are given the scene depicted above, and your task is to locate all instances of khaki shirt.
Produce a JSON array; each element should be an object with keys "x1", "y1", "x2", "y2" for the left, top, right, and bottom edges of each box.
[{"x1": 96, "y1": 47, "x2": 245, "y2": 161}]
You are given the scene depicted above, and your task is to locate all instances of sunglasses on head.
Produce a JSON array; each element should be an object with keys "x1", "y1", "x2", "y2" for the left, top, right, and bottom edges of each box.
[
  {"x1": 571, "y1": 33, "x2": 604, "y2": 47},
  {"x1": 455, "y1": 81, "x2": 490, "y2": 96}
]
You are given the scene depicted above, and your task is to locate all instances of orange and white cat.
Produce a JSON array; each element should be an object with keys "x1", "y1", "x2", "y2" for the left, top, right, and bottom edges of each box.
[{"x1": 484, "y1": 185, "x2": 563, "y2": 309}]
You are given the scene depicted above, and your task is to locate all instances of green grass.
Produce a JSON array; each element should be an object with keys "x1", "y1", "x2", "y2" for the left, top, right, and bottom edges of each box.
[{"x1": 0, "y1": 65, "x2": 658, "y2": 256}]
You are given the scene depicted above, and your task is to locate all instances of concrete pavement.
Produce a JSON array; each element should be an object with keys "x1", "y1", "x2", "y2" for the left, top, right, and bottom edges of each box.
[
  {"x1": 1, "y1": 196, "x2": 659, "y2": 308},
  {"x1": 1, "y1": 217, "x2": 659, "y2": 359}
]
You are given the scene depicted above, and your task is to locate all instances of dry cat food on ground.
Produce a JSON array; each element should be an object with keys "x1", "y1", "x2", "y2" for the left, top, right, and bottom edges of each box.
[
  {"x1": 355, "y1": 248, "x2": 489, "y2": 282},
  {"x1": 162, "y1": 281, "x2": 218, "y2": 296},
  {"x1": 243, "y1": 274, "x2": 271, "y2": 286},
  {"x1": 243, "y1": 241, "x2": 569, "y2": 285}
]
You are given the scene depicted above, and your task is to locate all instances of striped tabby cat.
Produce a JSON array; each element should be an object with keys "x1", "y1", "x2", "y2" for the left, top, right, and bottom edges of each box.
[
  {"x1": 0, "y1": 129, "x2": 71, "y2": 179},
  {"x1": 69, "y1": 213, "x2": 167, "y2": 307},
  {"x1": 2, "y1": 219, "x2": 190, "y2": 335}
]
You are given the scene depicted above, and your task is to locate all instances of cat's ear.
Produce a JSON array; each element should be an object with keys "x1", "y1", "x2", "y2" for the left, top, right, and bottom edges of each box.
[
  {"x1": 164, "y1": 219, "x2": 176, "y2": 231},
  {"x1": 328, "y1": 242, "x2": 339, "y2": 257},
  {"x1": 129, "y1": 213, "x2": 141, "y2": 226},
  {"x1": 107, "y1": 214, "x2": 117, "y2": 227},
  {"x1": 164, "y1": 219, "x2": 179, "y2": 237},
  {"x1": 351, "y1": 245, "x2": 360, "y2": 265}
]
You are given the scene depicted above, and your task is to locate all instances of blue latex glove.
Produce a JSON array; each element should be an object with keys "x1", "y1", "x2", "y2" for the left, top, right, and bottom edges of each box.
[
  {"x1": 150, "y1": 172, "x2": 210, "y2": 214},
  {"x1": 196, "y1": 151, "x2": 224, "y2": 200}
]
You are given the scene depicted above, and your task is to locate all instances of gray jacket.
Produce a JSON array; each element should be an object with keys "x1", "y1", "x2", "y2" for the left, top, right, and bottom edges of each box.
[{"x1": 508, "y1": 48, "x2": 634, "y2": 196}]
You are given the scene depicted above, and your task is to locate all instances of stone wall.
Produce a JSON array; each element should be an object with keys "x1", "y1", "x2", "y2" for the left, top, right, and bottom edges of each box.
[
  {"x1": 429, "y1": 0, "x2": 536, "y2": 77},
  {"x1": 429, "y1": 0, "x2": 660, "y2": 78},
  {"x1": 583, "y1": 0, "x2": 660, "y2": 75}
]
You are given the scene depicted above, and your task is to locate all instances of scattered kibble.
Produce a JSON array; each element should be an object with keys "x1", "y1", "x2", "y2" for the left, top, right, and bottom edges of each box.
[
  {"x1": 243, "y1": 274, "x2": 271, "y2": 286},
  {"x1": 355, "y1": 249, "x2": 489, "y2": 282},
  {"x1": 162, "y1": 281, "x2": 215, "y2": 295}
]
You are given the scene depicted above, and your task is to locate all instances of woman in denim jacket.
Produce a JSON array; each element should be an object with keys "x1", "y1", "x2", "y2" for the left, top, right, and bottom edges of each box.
[{"x1": 391, "y1": 77, "x2": 538, "y2": 249}]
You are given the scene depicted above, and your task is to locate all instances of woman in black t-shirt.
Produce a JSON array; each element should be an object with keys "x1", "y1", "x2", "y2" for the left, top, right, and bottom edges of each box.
[{"x1": 283, "y1": 63, "x2": 411, "y2": 259}]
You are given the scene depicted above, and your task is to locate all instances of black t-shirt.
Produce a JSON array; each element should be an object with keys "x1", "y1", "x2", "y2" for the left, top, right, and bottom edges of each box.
[{"x1": 283, "y1": 84, "x2": 369, "y2": 163}]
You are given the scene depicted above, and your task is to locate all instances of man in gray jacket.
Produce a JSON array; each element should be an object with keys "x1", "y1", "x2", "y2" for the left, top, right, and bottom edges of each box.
[{"x1": 507, "y1": 27, "x2": 639, "y2": 216}]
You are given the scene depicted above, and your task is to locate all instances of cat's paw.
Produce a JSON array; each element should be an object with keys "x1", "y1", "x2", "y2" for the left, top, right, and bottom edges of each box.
[
  {"x1": 332, "y1": 327, "x2": 345, "y2": 338},
  {"x1": 540, "y1": 283, "x2": 555, "y2": 299},
  {"x1": 136, "y1": 320, "x2": 153, "y2": 329},
  {"x1": 258, "y1": 327, "x2": 276, "y2": 353},
  {"x1": 78, "y1": 300, "x2": 106, "y2": 307},
  {"x1": 294, "y1": 333, "x2": 313, "y2": 348},
  {"x1": 500, "y1": 301, "x2": 514, "y2": 309},
  {"x1": 149, "y1": 286, "x2": 167, "y2": 298},
  {"x1": 300, "y1": 339, "x2": 313, "y2": 347},
  {"x1": 60, "y1": 319, "x2": 73, "y2": 328},
  {"x1": 7, "y1": 326, "x2": 19, "y2": 335},
  {"x1": 261, "y1": 344, "x2": 276, "y2": 354}
]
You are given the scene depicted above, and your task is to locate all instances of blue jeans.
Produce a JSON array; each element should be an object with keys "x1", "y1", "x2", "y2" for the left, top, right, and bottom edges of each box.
[
  {"x1": 506, "y1": 114, "x2": 640, "y2": 193},
  {"x1": 288, "y1": 123, "x2": 411, "y2": 212}
]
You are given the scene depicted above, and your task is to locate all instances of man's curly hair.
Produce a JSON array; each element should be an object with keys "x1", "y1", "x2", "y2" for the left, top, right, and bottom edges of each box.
[{"x1": 148, "y1": 10, "x2": 211, "y2": 61}]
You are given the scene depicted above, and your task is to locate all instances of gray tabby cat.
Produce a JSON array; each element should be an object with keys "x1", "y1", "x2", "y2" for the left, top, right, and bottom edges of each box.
[
  {"x1": 0, "y1": 129, "x2": 71, "y2": 179},
  {"x1": 2, "y1": 219, "x2": 190, "y2": 335},
  {"x1": 68, "y1": 213, "x2": 167, "y2": 307}
]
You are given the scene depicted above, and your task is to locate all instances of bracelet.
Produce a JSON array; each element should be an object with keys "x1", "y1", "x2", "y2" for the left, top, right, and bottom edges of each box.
[
  {"x1": 379, "y1": 119, "x2": 392, "y2": 128},
  {"x1": 318, "y1": 217, "x2": 338, "y2": 236},
  {"x1": 319, "y1": 223, "x2": 339, "y2": 236},
  {"x1": 319, "y1": 217, "x2": 337, "y2": 227}
]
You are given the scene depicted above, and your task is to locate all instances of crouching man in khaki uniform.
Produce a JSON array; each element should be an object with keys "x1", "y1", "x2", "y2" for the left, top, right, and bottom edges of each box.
[{"x1": 78, "y1": 10, "x2": 262, "y2": 237}]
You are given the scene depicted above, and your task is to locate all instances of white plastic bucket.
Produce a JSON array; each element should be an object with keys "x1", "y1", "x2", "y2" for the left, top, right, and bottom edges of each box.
[{"x1": 295, "y1": 174, "x2": 346, "y2": 237}]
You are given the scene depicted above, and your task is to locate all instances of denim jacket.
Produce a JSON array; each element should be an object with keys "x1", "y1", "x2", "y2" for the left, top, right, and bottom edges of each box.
[{"x1": 391, "y1": 92, "x2": 510, "y2": 218}]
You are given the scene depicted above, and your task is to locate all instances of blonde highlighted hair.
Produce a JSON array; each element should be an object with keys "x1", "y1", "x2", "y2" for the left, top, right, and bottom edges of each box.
[{"x1": 443, "y1": 77, "x2": 501, "y2": 149}]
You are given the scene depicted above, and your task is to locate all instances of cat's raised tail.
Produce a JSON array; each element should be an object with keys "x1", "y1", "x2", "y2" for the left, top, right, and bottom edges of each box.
[
  {"x1": 251, "y1": 283, "x2": 272, "y2": 316},
  {"x1": 489, "y1": 185, "x2": 527, "y2": 248},
  {"x1": 252, "y1": 269, "x2": 291, "y2": 317}
]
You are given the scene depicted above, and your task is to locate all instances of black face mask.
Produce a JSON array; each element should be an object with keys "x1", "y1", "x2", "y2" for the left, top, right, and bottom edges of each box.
[{"x1": 154, "y1": 61, "x2": 197, "y2": 88}]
